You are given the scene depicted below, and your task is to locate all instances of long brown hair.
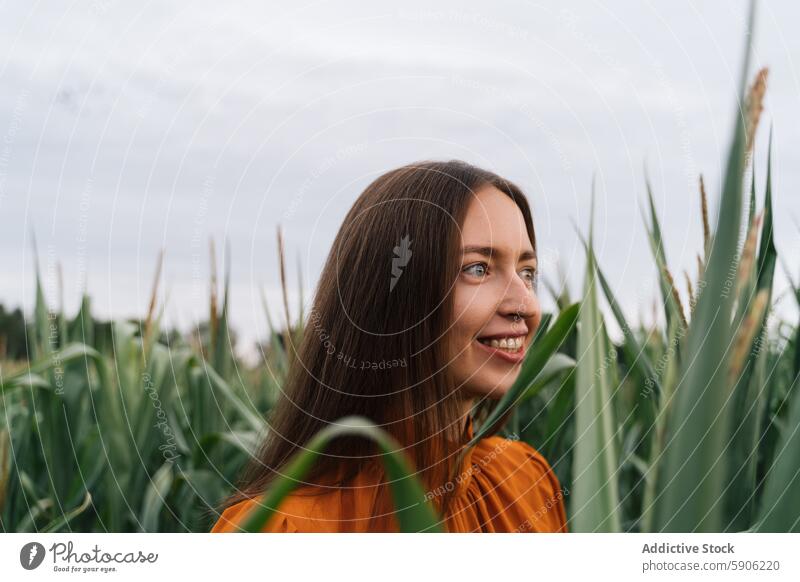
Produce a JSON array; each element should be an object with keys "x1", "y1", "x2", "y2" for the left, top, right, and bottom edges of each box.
[{"x1": 223, "y1": 160, "x2": 536, "y2": 530}]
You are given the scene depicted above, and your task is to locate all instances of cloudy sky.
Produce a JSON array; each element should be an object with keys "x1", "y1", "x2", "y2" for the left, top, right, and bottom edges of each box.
[{"x1": 1, "y1": 0, "x2": 798, "y2": 356}]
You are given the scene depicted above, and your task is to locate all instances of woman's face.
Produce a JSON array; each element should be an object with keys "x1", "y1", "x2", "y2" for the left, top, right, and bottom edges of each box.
[{"x1": 449, "y1": 185, "x2": 541, "y2": 405}]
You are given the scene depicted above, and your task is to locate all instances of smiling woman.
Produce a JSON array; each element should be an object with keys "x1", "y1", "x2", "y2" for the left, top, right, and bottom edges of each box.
[{"x1": 211, "y1": 160, "x2": 568, "y2": 533}]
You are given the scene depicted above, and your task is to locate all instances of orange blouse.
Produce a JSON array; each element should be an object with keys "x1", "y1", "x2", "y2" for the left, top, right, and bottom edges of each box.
[{"x1": 211, "y1": 417, "x2": 568, "y2": 533}]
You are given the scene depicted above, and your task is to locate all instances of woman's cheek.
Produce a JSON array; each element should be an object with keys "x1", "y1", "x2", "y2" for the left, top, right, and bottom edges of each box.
[{"x1": 453, "y1": 288, "x2": 483, "y2": 335}]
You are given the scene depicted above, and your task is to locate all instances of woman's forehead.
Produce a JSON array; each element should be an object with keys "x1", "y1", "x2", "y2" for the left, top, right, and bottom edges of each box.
[{"x1": 461, "y1": 186, "x2": 532, "y2": 254}]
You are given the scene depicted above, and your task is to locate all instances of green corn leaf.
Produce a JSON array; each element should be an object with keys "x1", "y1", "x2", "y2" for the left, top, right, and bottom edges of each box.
[
  {"x1": 2, "y1": 343, "x2": 101, "y2": 389},
  {"x1": 41, "y1": 491, "x2": 93, "y2": 533},
  {"x1": 641, "y1": 316, "x2": 683, "y2": 532},
  {"x1": 542, "y1": 371, "x2": 576, "y2": 461},
  {"x1": 214, "y1": 430, "x2": 262, "y2": 457},
  {"x1": 570, "y1": 192, "x2": 621, "y2": 533},
  {"x1": 521, "y1": 353, "x2": 576, "y2": 403},
  {"x1": 203, "y1": 363, "x2": 265, "y2": 434},
  {"x1": 176, "y1": 468, "x2": 224, "y2": 513},
  {"x1": 642, "y1": 177, "x2": 686, "y2": 334},
  {"x1": 140, "y1": 463, "x2": 175, "y2": 532},
  {"x1": 30, "y1": 232, "x2": 51, "y2": 361},
  {"x1": 753, "y1": 373, "x2": 800, "y2": 532},
  {"x1": 756, "y1": 129, "x2": 777, "y2": 294},
  {"x1": 1, "y1": 373, "x2": 51, "y2": 393}
]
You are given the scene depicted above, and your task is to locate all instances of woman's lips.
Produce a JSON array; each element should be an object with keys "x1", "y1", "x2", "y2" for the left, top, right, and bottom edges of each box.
[{"x1": 474, "y1": 338, "x2": 526, "y2": 364}]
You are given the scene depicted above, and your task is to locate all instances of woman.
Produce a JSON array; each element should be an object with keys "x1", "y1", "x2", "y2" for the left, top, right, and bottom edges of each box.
[{"x1": 212, "y1": 160, "x2": 568, "y2": 533}]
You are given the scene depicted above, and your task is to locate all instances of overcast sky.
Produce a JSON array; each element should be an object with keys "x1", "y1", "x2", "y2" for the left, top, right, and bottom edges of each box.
[{"x1": 1, "y1": 0, "x2": 799, "y2": 355}]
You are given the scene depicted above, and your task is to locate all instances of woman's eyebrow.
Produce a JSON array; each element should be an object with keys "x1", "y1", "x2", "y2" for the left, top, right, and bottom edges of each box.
[{"x1": 461, "y1": 245, "x2": 537, "y2": 263}]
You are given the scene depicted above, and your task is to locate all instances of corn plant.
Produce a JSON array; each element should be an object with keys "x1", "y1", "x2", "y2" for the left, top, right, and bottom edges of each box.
[
  {"x1": 561, "y1": 0, "x2": 800, "y2": 532},
  {"x1": 0, "y1": 244, "x2": 271, "y2": 532}
]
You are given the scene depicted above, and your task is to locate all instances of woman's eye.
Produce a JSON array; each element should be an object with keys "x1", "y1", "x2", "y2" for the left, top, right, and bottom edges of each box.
[
  {"x1": 463, "y1": 262, "x2": 488, "y2": 278},
  {"x1": 521, "y1": 268, "x2": 538, "y2": 287}
]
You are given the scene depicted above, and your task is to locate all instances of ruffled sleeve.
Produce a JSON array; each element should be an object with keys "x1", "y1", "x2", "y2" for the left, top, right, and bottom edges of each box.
[
  {"x1": 444, "y1": 434, "x2": 569, "y2": 533},
  {"x1": 511, "y1": 439, "x2": 569, "y2": 532}
]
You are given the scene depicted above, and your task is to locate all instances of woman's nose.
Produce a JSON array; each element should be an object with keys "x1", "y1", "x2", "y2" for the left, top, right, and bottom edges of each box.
[{"x1": 498, "y1": 273, "x2": 537, "y2": 320}]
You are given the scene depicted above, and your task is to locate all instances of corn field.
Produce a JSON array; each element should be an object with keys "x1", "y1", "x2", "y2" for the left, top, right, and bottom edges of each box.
[{"x1": 1, "y1": 6, "x2": 799, "y2": 533}]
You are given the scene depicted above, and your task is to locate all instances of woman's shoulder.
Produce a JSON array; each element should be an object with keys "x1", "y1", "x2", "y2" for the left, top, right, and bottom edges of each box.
[
  {"x1": 461, "y1": 416, "x2": 560, "y2": 490},
  {"x1": 464, "y1": 434, "x2": 568, "y2": 531}
]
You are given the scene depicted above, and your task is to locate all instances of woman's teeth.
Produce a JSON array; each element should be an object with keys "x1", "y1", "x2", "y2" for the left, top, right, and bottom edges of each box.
[{"x1": 478, "y1": 336, "x2": 524, "y2": 352}]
